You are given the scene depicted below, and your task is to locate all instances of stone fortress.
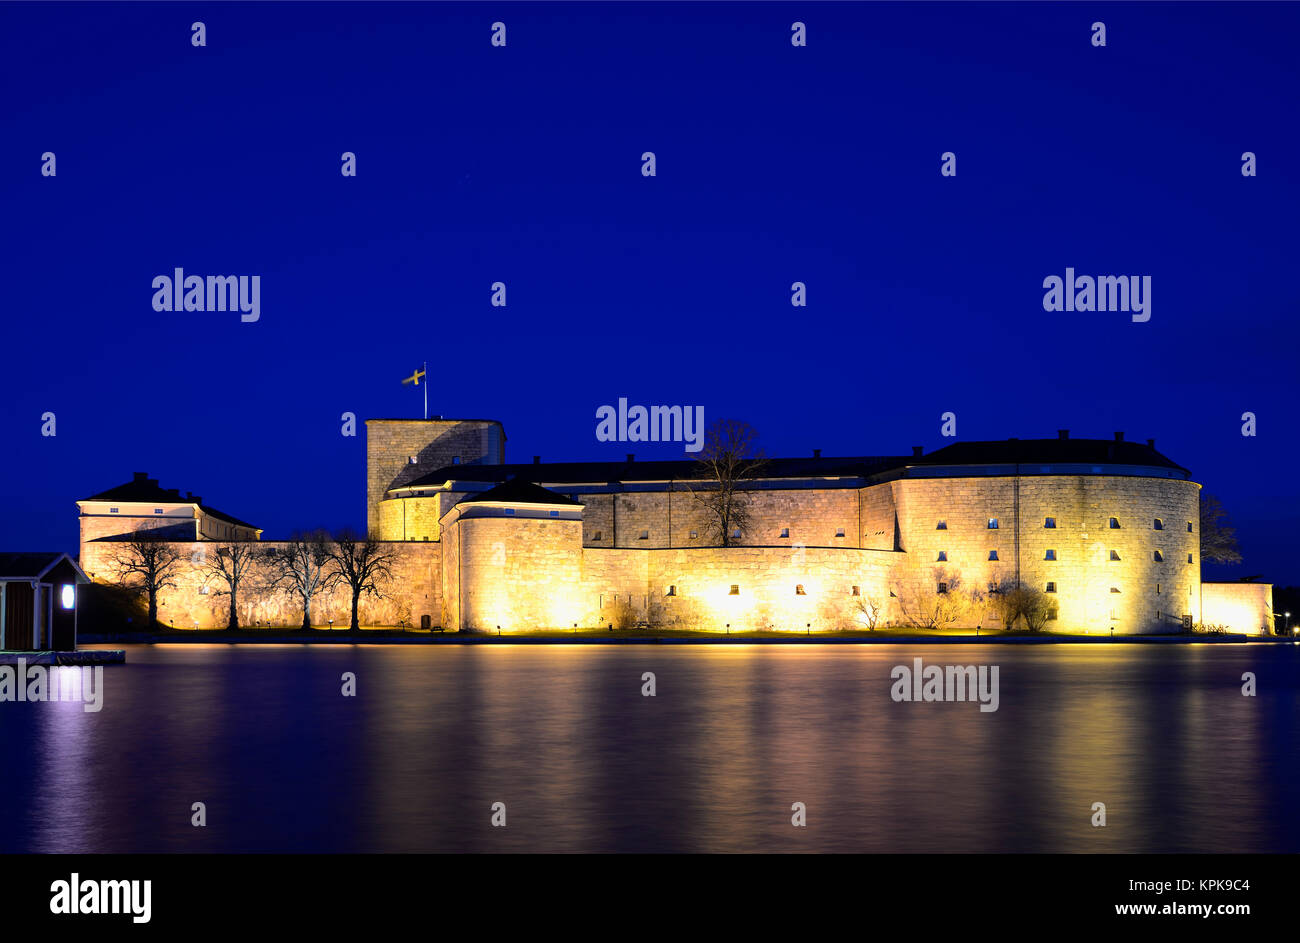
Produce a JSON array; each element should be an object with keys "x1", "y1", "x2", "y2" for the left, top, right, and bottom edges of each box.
[{"x1": 76, "y1": 417, "x2": 1274, "y2": 635}]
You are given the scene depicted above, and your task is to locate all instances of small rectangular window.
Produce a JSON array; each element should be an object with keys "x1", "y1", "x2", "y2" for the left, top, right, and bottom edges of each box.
[
  {"x1": 1045, "y1": 549, "x2": 1056, "y2": 561},
  {"x1": 780, "y1": 528, "x2": 790, "y2": 538},
  {"x1": 1188, "y1": 554, "x2": 1194, "y2": 564},
  {"x1": 937, "y1": 582, "x2": 949, "y2": 594},
  {"x1": 937, "y1": 550, "x2": 947, "y2": 562},
  {"x1": 638, "y1": 530, "x2": 649, "y2": 540},
  {"x1": 109, "y1": 507, "x2": 119, "y2": 513},
  {"x1": 936, "y1": 521, "x2": 947, "y2": 530},
  {"x1": 794, "y1": 584, "x2": 806, "y2": 596},
  {"x1": 1156, "y1": 583, "x2": 1161, "y2": 594},
  {"x1": 1045, "y1": 582, "x2": 1056, "y2": 593},
  {"x1": 1044, "y1": 517, "x2": 1056, "y2": 528},
  {"x1": 504, "y1": 508, "x2": 515, "y2": 516},
  {"x1": 1110, "y1": 550, "x2": 1121, "y2": 561},
  {"x1": 732, "y1": 528, "x2": 741, "y2": 539},
  {"x1": 835, "y1": 528, "x2": 845, "y2": 537},
  {"x1": 1154, "y1": 518, "x2": 1163, "y2": 530},
  {"x1": 549, "y1": 510, "x2": 559, "y2": 517},
  {"x1": 1110, "y1": 586, "x2": 1121, "y2": 593},
  {"x1": 1110, "y1": 517, "x2": 1120, "y2": 529},
  {"x1": 154, "y1": 508, "x2": 164, "y2": 514},
  {"x1": 988, "y1": 550, "x2": 998, "y2": 561},
  {"x1": 1153, "y1": 550, "x2": 1163, "y2": 562},
  {"x1": 851, "y1": 585, "x2": 860, "y2": 596},
  {"x1": 728, "y1": 584, "x2": 740, "y2": 596},
  {"x1": 689, "y1": 530, "x2": 698, "y2": 539},
  {"x1": 593, "y1": 530, "x2": 603, "y2": 541},
  {"x1": 1187, "y1": 521, "x2": 1193, "y2": 532},
  {"x1": 988, "y1": 518, "x2": 999, "y2": 529},
  {"x1": 666, "y1": 585, "x2": 676, "y2": 596}
]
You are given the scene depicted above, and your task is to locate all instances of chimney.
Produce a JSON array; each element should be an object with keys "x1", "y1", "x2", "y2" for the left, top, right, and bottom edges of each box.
[
  {"x1": 912, "y1": 446, "x2": 924, "y2": 457},
  {"x1": 626, "y1": 453, "x2": 635, "y2": 463},
  {"x1": 533, "y1": 455, "x2": 541, "y2": 464},
  {"x1": 812, "y1": 448, "x2": 821, "y2": 459},
  {"x1": 1058, "y1": 429, "x2": 1069, "y2": 440},
  {"x1": 133, "y1": 472, "x2": 148, "y2": 482},
  {"x1": 1114, "y1": 431, "x2": 1124, "y2": 441},
  {"x1": 1147, "y1": 438, "x2": 1155, "y2": 448}
]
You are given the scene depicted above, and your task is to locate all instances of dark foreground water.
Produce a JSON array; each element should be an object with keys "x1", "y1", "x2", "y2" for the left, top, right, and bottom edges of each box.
[{"x1": 1, "y1": 643, "x2": 1296, "y2": 853}]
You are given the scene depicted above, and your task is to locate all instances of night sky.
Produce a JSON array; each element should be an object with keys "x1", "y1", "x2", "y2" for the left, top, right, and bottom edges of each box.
[{"x1": 1, "y1": 2, "x2": 1296, "y2": 581}]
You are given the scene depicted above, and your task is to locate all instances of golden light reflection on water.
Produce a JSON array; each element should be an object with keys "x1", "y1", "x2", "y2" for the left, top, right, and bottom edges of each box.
[{"x1": 4, "y1": 642, "x2": 1295, "y2": 853}]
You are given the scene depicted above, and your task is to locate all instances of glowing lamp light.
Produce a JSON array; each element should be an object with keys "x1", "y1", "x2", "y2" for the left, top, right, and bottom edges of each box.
[{"x1": 60, "y1": 584, "x2": 75, "y2": 610}]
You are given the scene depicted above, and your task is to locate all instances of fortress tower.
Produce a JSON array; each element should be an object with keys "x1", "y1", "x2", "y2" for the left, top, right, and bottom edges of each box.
[{"x1": 365, "y1": 419, "x2": 506, "y2": 537}]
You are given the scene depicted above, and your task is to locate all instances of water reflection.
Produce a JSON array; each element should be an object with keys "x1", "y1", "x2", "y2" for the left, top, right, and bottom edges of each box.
[{"x1": 0, "y1": 643, "x2": 1294, "y2": 852}]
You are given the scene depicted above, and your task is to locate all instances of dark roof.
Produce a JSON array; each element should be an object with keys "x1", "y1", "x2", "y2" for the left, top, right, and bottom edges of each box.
[
  {"x1": 398, "y1": 437, "x2": 1187, "y2": 489},
  {"x1": 82, "y1": 474, "x2": 260, "y2": 531},
  {"x1": 0, "y1": 552, "x2": 86, "y2": 581},
  {"x1": 401, "y1": 455, "x2": 906, "y2": 489},
  {"x1": 914, "y1": 438, "x2": 1188, "y2": 473},
  {"x1": 461, "y1": 480, "x2": 582, "y2": 506}
]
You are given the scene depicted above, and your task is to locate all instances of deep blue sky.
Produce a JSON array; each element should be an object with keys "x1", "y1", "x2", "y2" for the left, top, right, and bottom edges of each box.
[{"x1": 1, "y1": 2, "x2": 1297, "y2": 580}]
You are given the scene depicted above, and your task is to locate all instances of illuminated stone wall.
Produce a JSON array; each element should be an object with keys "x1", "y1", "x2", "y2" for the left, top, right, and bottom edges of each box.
[
  {"x1": 1201, "y1": 582, "x2": 1273, "y2": 635},
  {"x1": 81, "y1": 539, "x2": 441, "y2": 630},
  {"x1": 889, "y1": 475, "x2": 1202, "y2": 633}
]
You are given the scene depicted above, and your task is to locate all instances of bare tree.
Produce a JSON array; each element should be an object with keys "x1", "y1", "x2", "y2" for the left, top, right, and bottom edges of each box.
[
  {"x1": 201, "y1": 543, "x2": 261, "y2": 630},
  {"x1": 894, "y1": 568, "x2": 982, "y2": 629},
  {"x1": 328, "y1": 530, "x2": 397, "y2": 631},
  {"x1": 988, "y1": 579, "x2": 1057, "y2": 632},
  {"x1": 854, "y1": 594, "x2": 883, "y2": 631},
  {"x1": 264, "y1": 531, "x2": 338, "y2": 630},
  {"x1": 686, "y1": 419, "x2": 767, "y2": 547},
  {"x1": 1200, "y1": 492, "x2": 1242, "y2": 564},
  {"x1": 110, "y1": 533, "x2": 182, "y2": 629}
]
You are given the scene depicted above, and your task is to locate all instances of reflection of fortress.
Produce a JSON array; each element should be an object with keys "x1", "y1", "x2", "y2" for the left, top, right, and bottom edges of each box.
[{"x1": 77, "y1": 418, "x2": 1273, "y2": 634}]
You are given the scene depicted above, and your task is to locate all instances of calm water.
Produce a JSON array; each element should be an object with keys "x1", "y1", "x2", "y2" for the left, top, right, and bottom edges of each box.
[{"x1": 1, "y1": 642, "x2": 1296, "y2": 853}]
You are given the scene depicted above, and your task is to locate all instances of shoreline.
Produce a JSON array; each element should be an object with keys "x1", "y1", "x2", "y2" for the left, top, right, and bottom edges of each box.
[{"x1": 73, "y1": 630, "x2": 1279, "y2": 646}]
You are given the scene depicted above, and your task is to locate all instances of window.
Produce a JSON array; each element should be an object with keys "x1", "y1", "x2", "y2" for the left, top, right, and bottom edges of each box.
[
  {"x1": 1045, "y1": 549, "x2": 1056, "y2": 560},
  {"x1": 835, "y1": 528, "x2": 845, "y2": 537},
  {"x1": 666, "y1": 585, "x2": 676, "y2": 596},
  {"x1": 638, "y1": 530, "x2": 649, "y2": 540},
  {"x1": 1156, "y1": 583, "x2": 1161, "y2": 594},
  {"x1": 1154, "y1": 518, "x2": 1163, "y2": 530},
  {"x1": 936, "y1": 521, "x2": 947, "y2": 530},
  {"x1": 732, "y1": 528, "x2": 741, "y2": 539},
  {"x1": 1110, "y1": 550, "x2": 1121, "y2": 561},
  {"x1": 504, "y1": 508, "x2": 515, "y2": 516},
  {"x1": 593, "y1": 530, "x2": 603, "y2": 541},
  {"x1": 549, "y1": 510, "x2": 559, "y2": 517},
  {"x1": 1045, "y1": 582, "x2": 1057, "y2": 593},
  {"x1": 1110, "y1": 586, "x2": 1121, "y2": 593},
  {"x1": 1187, "y1": 521, "x2": 1194, "y2": 533},
  {"x1": 689, "y1": 530, "x2": 698, "y2": 539},
  {"x1": 1153, "y1": 550, "x2": 1163, "y2": 562},
  {"x1": 795, "y1": 584, "x2": 806, "y2": 595},
  {"x1": 851, "y1": 585, "x2": 860, "y2": 596},
  {"x1": 988, "y1": 518, "x2": 999, "y2": 529},
  {"x1": 109, "y1": 507, "x2": 119, "y2": 514},
  {"x1": 937, "y1": 551, "x2": 947, "y2": 562},
  {"x1": 728, "y1": 584, "x2": 740, "y2": 596},
  {"x1": 937, "y1": 582, "x2": 949, "y2": 594},
  {"x1": 1044, "y1": 517, "x2": 1056, "y2": 528},
  {"x1": 988, "y1": 550, "x2": 999, "y2": 561},
  {"x1": 199, "y1": 586, "x2": 210, "y2": 595},
  {"x1": 60, "y1": 585, "x2": 75, "y2": 609},
  {"x1": 1188, "y1": 554, "x2": 1194, "y2": 564},
  {"x1": 780, "y1": 528, "x2": 790, "y2": 538},
  {"x1": 451, "y1": 456, "x2": 461, "y2": 465},
  {"x1": 154, "y1": 508, "x2": 164, "y2": 514},
  {"x1": 1109, "y1": 518, "x2": 1120, "y2": 529}
]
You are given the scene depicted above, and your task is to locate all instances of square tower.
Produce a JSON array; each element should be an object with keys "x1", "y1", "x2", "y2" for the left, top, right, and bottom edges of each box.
[{"x1": 365, "y1": 419, "x2": 506, "y2": 536}]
